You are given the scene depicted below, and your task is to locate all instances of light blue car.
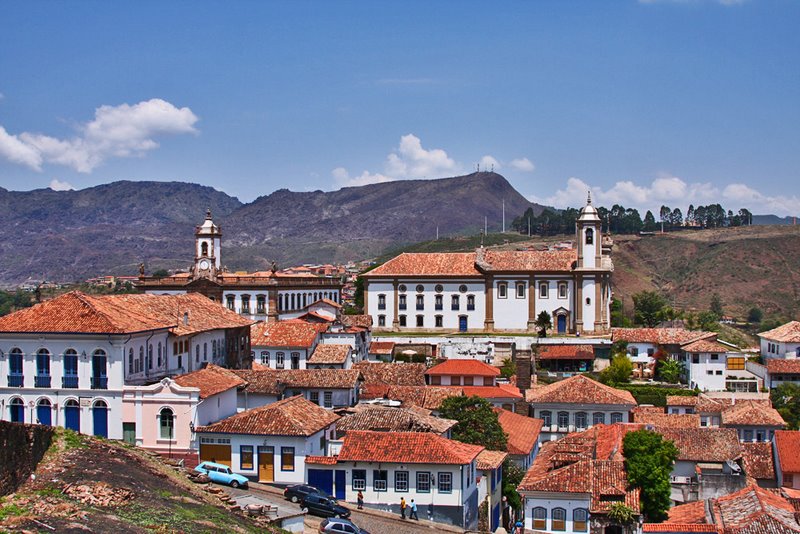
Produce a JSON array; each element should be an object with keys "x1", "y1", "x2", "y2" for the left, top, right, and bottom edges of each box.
[{"x1": 194, "y1": 461, "x2": 249, "y2": 489}]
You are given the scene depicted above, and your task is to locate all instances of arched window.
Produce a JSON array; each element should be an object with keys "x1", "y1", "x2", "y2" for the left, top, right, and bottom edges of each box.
[
  {"x1": 138, "y1": 346, "x2": 144, "y2": 374},
  {"x1": 158, "y1": 342, "x2": 162, "y2": 367},
  {"x1": 201, "y1": 242, "x2": 209, "y2": 256},
  {"x1": 557, "y1": 411, "x2": 569, "y2": 428},
  {"x1": 64, "y1": 349, "x2": 78, "y2": 388},
  {"x1": 92, "y1": 400, "x2": 108, "y2": 438},
  {"x1": 9, "y1": 397, "x2": 24, "y2": 423},
  {"x1": 532, "y1": 507, "x2": 547, "y2": 530},
  {"x1": 593, "y1": 412, "x2": 606, "y2": 426},
  {"x1": 573, "y1": 508, "x2": 588, "y2": 532},
  {"x1": 159, "y1": 408, "x2": 174, "y2": 439},
  {"x1": 575, "y1": 411, "x2": 588, "y2": 430},
  {"x1": 585, "y1": 228, "x2": 594, "y2": 245},
  {"x1": 539, "y1": 410, "x2": 552, "y2": 426},
  {"x1": 9, "y1": 348, "x2": 23, "y2": 386},
  {"x1": 552, "y1": 508, "x2": 566, "y2": 531},
  {"x1": 196, "y1": 344, "x2": 200, "y2": 363},
  {"x1": 92, "y1": 350, "x2": 108, "y2": 390},
  {"x1": 148, "y1": 344, "x2": 153, "y2": 370},
  {"x1": 128, "y1": 348, "x2": 134, "y2": 374},
  {"x1": 261, "y1": 351, "x2": 270, "y2": 365},
  {"x1": 36, "y1": 349, "x2": 51, "y2": 387},
  {"x1": 36, "y1": 398, "x2": 52, "y2": 426},
  {"x1": 204, "y1": 342, "x2": 208, "y2": 360}
]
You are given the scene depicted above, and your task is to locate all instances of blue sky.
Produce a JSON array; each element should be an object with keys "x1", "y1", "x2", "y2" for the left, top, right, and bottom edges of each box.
[{"x1": 1, "y1": 0, "x2": 798, "y2": 215}]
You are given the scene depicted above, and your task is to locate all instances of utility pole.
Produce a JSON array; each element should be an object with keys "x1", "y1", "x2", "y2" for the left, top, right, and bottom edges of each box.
[
  {"x1": 502, "y1": 199, "x2": 506, "y2": 233},
  {"x1": 528, "y1": 216, "x2": 531, "y2": 237},
  {"x1": 484, "y1": 216, "x2": 488, "y2": 237}
]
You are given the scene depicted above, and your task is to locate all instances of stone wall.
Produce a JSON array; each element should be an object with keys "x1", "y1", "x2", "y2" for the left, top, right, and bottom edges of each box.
[{"x1": 0, "y1": 420, "x2": 55, "y2": 496}]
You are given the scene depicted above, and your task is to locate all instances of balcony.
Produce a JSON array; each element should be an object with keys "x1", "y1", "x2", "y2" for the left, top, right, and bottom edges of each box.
[
  {"x1": 62, "y1": 375, "x2": 79, "y2": 389},
  {"x1": 7, "y1": 374, "x2": 24, "y2": 387},
  {"x1": 467, "y1": 304, "x2": 475, "y2": 311},
  {"x1": 399, "y1": 304, "x2": 407, "y2": 311},
  {"x1": 451, "y1": 305, "x2": 460, "y2": 311},
  {"x1": 416, "y1": 305, "x2": 424, "y2": 311},
  {"x1": 35, "y1": 374, "x2": 51, "y2": 388},
  {"x1": 435, "y1": 305, "x2": 443, "y2": 311},
  {"x1": 378, "y1": 304, "x2": 386, "y2": 310},
  {"x1": 91, "y1": 376, "x2": 108, "y2": 390}
]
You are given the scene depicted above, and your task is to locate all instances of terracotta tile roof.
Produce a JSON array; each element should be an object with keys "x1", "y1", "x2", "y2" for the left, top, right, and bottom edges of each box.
[
  {"x1": 666, "y1": 500, "x2": 711, "y2": 524},
  {"x1": 462, "y1": 385, "x2": 522, "y2": 400},
  {"x1": 336, "y1": 405, "x2": 457, "y2": 435},
  {"x1": 643, "y1": 525, "x2": 719, "y2": 533},
  {"x1": 233, "y1": 368, "x2": 362, "y2": 394},
  {"x1": 173, "y1": 364, "x2": 245, "y2": 399},
  {"x1": 494, "y1": 408, "x2": 543, "y2": 456},
  {"x1": 296, "y1": 311, "x2": 334, "y2": 323},
  {"x1": 308, "y1": 344, "x2": 351, "y2": 365},
  {"x1": 353, "y1": 361, "x2": 427, "y2": 386},
  {"x1": 305, "y1": 456, "x2": 338, "y2": 465},
  {"x1": 477, "y1": 450, "x2": 508, "y2": 470},
  {"x1": 368, "y1": 385, "x2": 464, "y2": 410},
  {"x1": 682, "y1": 339, "x2": 735, "y2": 354},
  {"x1": 775, "y1": 431, "x2": 800, "y2": 474},
  {"x1": 767, "y1": 359, "x2": 800, "y2": 374},
  {"x1": 336, "y1": 430, "x2": 483, "y2": 465},
  {"x1": 667, "y1": 394, "x2": 725, "y2": 413},
  {"x1": 197, "y1": 395, "x2": 339, "y2": 436},
  {"x1": 0, "y1": 291, "x2": 252, "y2": 335},
  {"x1": 368, "y1": 341, "x2": 395, "y2": 355},
  {"x1": 711, "y1": 485, "x2": 800, "y2": 534},
  {"x1": 518, "y1": 458, "x2": 640, "y2": 514},
  {"x1": 250, "y1": 320, "x2": 326, "y2": 349},
  {"x1": 482, "y1": 249, "x2": 577, "y2": 272},
  {"x1": 721, "y1": 401, "x2": 785, "y2": 427},
  {"x1": 310, "y1": 298, "x2": 342, "y2": 309},
  {"x1": 657, "y1": 428, "x2": 742, "y2": 463},
  {"x1": 742, "y1": 442, "x2": 776, "y2": 481},
  {"x1": 364, "y1": 252, "x2": 481, "y2": 277},
  {"x1": 538, "y1": 344, "x2": 595, "y2": 360},
  {"x1": 426, "y1": 359, "x2": 501, "y2": 377},
  {"x1": 633, "y1": 410, "x2": 701, "y2": 429},
  {"x1": 525, "y1": 374, "x2": 636, "y2": 406},
  {"x1": 612, "y1": 328, "x2": 716, "y2": 345},
  {"x1": 339, "y1": 315, "x2": 373, "y2": 329},
  {"x1": 760, "y1": 322, "x2": 800, "y2": 343}
]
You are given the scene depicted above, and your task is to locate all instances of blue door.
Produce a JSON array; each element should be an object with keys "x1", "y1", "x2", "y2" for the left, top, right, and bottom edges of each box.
[
  {"x1": 93, "y1": 402, "x2": 108, "y2": 438},
  {"x1": 557, "y1": 314, "x2": 567, "y2": 334},
  {"x1": 308, "y1": 469, "x2": 334, "y2": 496},
  {"x1": 37, "y1": 403, "x2": 52, "y2": 426},
  {"x1": 335, "y1": 470, "x2": 346, "y2": 500},
  {"x1": 65, "y1": 402, "x2": 80, "y2": 432},
  {"x1": 9, "y1": 400, "x2": 24, "y2": 423},
  {"x1": 459, "y1": 316, "x2": 468, "y2": 332}
]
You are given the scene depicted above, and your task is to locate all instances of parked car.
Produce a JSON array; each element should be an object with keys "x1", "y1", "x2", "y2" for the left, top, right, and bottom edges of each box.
[
  {"x1": 319, "y1": 517, "x2": 370, "y2": 533},
  {"x1": 301, "y1": 493, "x2": 350, "y2": 519},
  {"x1": 284, "y1": 484, "x2": 330, "y2": 503},
  {"x1": 194, "y1": 461, "x2": 249, "y2": 489}
]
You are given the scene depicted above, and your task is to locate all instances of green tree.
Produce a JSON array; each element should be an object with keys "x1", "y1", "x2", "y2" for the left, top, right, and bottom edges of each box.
[
  {"x1": 151, "y1": 269, "x2": 170, "y2": 278},
  {"x1": 709, "y1": 293, "x2": 724, "y2": 320},
  {"x1": 656, "y1": 359, "x2": 684, "y2": 384},
  {"x1": 499, "y1": 357, "x2": 516, "y2": 379},
  {"x1": 643, "y1": 210, "x2": 658, "y2": 232},
  {"x1": 623, "y1": 429, "x2": 679, "y2": 522},
  {"x1": 535, "y1": 310, "x2": 552, "y2": 337},
  {"x1": 438, "y1": 396, "x2": 507, "y2": 450},
  {"x1": 599, "y1": 354, "x2": 633, "y2": 385},
  {"x1": 747, "y1": 307, "x2": 763, "y2": 324},
  {"x1": 353, "y1": 264, "x2": 379, "y2": 313},
  {"x1": 697, "y1": 311, "x2": 720, "y2": 331},
  {"x1": 772, "y1": 383, "x2": 800, "y2": 430},
  {"x1": 502, "y1": 458, "x2": 525, "y2": 512},
  {"x1": 610, "y1": 298, "x2": 631, "y2": 327},
  {"x1": 632, "y1": 291, "x2": 668, "y2": 327}
]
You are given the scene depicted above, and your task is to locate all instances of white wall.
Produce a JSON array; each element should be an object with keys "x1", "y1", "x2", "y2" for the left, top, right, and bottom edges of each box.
[
  {"x1": 493, "y1": 277, "x2": 529, "y2": 330},
  {"x1": 761, "y1": 337, "x2": 800, "y2": 360},
  {"x1": 581, "y1": 278, "x2": 596, "y2": 332},
  {"x1": 685, "y1": 352, "x2": 729, "y2": 391},
  {"x1": 198, "y1": 388, "x2": 239, "y2": 426},
  {"x1": 251, "y1": 346, "x2": 311, "y2": 370},
  {"x1": 533, "y1": 277, "x2": 573, "y2": 331},
  {"x1": 523, "y1": 493, "x2": 591, "y2": 534}
]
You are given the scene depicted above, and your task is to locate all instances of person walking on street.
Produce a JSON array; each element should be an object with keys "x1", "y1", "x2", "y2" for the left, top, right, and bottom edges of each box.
[
  {"x1": 400, "y1": 497, "x2": 406, "y2": 519},
  {"x1": 409, "y1": 499, "x2": 419, "y2": 520},
  {"x1": 357, "y1": 490, "x2": 363, "y2": 510}
]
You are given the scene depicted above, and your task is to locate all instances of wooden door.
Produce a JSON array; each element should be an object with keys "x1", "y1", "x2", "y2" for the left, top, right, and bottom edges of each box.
[
  {"x1": 258, "y1": 446, "x2": 274, "y2": 482},
  {"x1": 199, "y1": 444, "x2": 231, "y2": 466}
]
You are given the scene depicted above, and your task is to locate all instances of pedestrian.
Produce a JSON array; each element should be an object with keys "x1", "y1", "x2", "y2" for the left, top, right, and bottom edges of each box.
[
  {"x1": 400, "y1": 497, "x2": 406, "y2": 519},
  {"x1": 357, "y1": 490, "x2": 363, "y2": 510},
  {"x1": 409, "y1": 499, "x2": 418, "y2": 520}
]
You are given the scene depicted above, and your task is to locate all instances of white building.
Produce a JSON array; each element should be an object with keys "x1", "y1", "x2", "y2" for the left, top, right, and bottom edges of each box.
[
  {"x1": 232, "y1": 368, "x2": 362, "y2": 411},
  {"x1": 678, "y1": 338, "x2": 737, "y2": 391},
  {"x1": 760, "y1": 321, "x2": 800, "y2": 360},
  {"x1": 363, "y1": 196, "x2": 613, "y2": 335},
  {"x1": 476, "y1": 450, "x2": 507, "y2": 533},
  {"x1": 0, "y1": 291, "x2": 252, "y2": 440}
]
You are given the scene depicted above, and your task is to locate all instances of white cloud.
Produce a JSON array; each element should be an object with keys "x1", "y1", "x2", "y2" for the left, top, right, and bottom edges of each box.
[
  {"x1": 509, "y1": 157, "x2": 535, "y2": 172},
  {"x1": 479, "y1": 155, "x2": 500, "y2": 171},
  {"x1": 722, "y1": 183, "x2": 800, "y2": 216},
  {"x1": 0, "y1": 98, "x2": 198, "y2": 173},
  {"x1": 49, "y1": 179, "x2": 74, "y2": 191},
  {"x1": 332, "y1": 167, "x2": 392, "y2": 188}
]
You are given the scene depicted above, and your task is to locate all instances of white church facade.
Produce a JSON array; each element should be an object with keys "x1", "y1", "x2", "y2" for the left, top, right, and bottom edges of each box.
[{"x1": 363, "y1": 196, "x2": 613, "y2": 335}]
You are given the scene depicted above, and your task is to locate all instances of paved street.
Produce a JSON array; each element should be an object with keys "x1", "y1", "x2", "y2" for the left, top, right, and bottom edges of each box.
[{"x1": 303, "y1": 508, "x2": 450, "y2": 534}]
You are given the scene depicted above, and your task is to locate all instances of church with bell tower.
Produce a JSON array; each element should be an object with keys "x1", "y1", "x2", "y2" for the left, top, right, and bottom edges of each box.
[{"x1": 193, "y1": 209, "x2": 221, "y2": 279}]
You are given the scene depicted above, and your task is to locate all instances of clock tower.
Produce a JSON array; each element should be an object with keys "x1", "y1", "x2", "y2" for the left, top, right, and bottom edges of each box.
[{"x1": 193, "y1": 209, "x2": 221, "y2": 279}]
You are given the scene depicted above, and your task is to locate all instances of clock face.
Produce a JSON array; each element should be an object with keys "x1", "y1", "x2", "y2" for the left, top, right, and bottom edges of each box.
[{"x1": 199, "y1": 259, "x2": 210, "y2": 270}]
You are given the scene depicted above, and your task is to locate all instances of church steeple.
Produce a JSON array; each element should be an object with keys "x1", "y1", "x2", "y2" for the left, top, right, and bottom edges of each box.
[
  {"x1": 576, "y1": 191, "x2": 601, "y2": 269},
  {"x1": 194, "y1": 209, "x2": 222, "y2": 279}
]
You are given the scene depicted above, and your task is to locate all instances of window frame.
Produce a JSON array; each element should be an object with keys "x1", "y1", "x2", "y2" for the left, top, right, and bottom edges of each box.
[
  {"x1": 281, "y1": 447, "x2": 295, "y2": 471},
  {"x1": 417, "y1": 471, "x2": 431, "y2": 493},
  {"x1": 437, "y1": 472, "x2": 452, "y2": 493},
  {"x1": 539, "y1": 283, "x2": 549, "y2": 298},
  {"x1": 573, "y1": 508, "x2": 588, "y2": 532},
  {"x1": 497, "y1": 282, "x2": 508, "y2": 299},
  {"x1": 374, "y1": 469, "x2": 388, "y2": 491},
  {"x1": 558, "y1": 282, "x2": 568, "y2": 299},
  {"x1": 516, "y1": 282, "x2": 525, "y2": 299},
  {"x1": 532, "y1": 507, "x2": 547, "y2": 530},
  {"x1": 353, "y1": 469, "x2": 366, "y2": 491},
  {"x1": 159, "y1": 407, "x2": 174, "y2": 440},
  {"x1": 552, "y1": 507, "x2": 567, "y2": 531},
  {"x1": 394, "y1": 470, "x2": 409, "y2": 492},
  {"x1": 240, "y1": 445, "x2": 254, "y2": 470}
]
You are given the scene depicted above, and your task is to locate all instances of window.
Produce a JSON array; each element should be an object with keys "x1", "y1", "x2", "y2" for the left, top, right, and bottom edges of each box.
[
  {"x1": 435, "y1": 284, "x2": 443, "y2": 293},
  {"x1": 128, "y1": 348, "x2": 134, "y2": 374},
  {"x1": 241, "y1": 295, "x2": 251, "y2": 314},
  {"x1": 710, "y1": 354, "x2": 719, "y2": 361},
  {"x1": 552, "y1": 507, "x2": 566, "y2": 531},
  {"x1": 196, "y1": 344, "x2": 200, "y2": 363},
  {"x1": 728, "y1": 357, "x2": 745, "y2": 370},
  {"x1": 464, "y1": 376, "x2": 474, "y2": 386},
  {"x1": 416, "y1": 284, "x2": 424, "y2": 293},
  {"x1": 378, "y1": 294, "x2": 386, "y2": 310},
  {"x1": 291, "y1": 352, "x2": 300, "y2": 369},
  {"x1": 399, "y1": 315, "x2": 407, "y2": 327},
  {"x1": 467, "y1": 295, "x2": 475, "y2": 311},
  {"x1": 374, "y1": 470, "x2": 388, "y2": 491},
  {"x1": 92, "y1": 350, "x2": 108, "y2": 390},
  {"x1": 539, "y1": 283, "x2": 549, "y2": 298},
  {"x1": 398, "y1": 295, "x2": 407, "y2": 310},
  {"x1": 586, "y1": 297, "x2": 591, "y2": 305},
  {"x1": 416, "y1": 295, "x2": 424, "y2": 310},
  {"x1": 257, "y1": 295, "x2": 266, "y2": 314},
  {"x1": 707, "y1": 370, "x2": 714, "y2": 375},
  {"x1": 417, "y1": 472, "x2": 431, "y2": 493},
  {"x1": 353, "y1": 469, "x2": 366, "y2": 490},
  {"x1": 324, "y1": 391, "x2": 333, "y2": 408},
  {"x1": 516, "y1": 282, "x2": 525, "y2": 298},
  {"x1": 281, "y1": 447, "x2": 295, "y2": 471},
  {"x1": 276, "y1": 352, "x2": 285, "y2": 369},
  {"x1": 497, "y1": 282, "x2": 508, "y2": 299},
  {"x1": 692, "y1": 354, "x2": 700, "y2": 364},
  {"x1": 435, "y1": 315, "x2": 443, "y2": 328},
  {"x1": 585, "y1": 228, "x2": 594, "y2": 245},
  {"x1": 532, "y1": 507, "x2": 547, "y2": 530},
  {"x1": 159, "y1": 342, "x2": 163, "y2": 366},
  {"x1": 240, "y1": 446, "x2": 254, "y2": 470},
  {"x1": 378, "y1": 315, "x2": 386, "y2": 327},
  {"x1": 416, "y1": 315, "x2": 424, "y2": 327},
  {"x1": 575, "y1": 412, "x2": 587, "y2": 429},
  {"x1": 451, "y1": 295, "x2": 460, "y2": 311},
  {"x1": 63, "y1": 349, "x2": 78, "y2": 388},
  {"x1": 459, "y1": 284, "x2": 468, "y2": 293},
  {"x1": 716, "y1": 370, "x2": 722, "y2": 375},
  {"x1": 540, "y1": 410, "x2": 552, "y2": 426},
  {"x1": 395, "y1": 471, "x2": 409, "y2": 492},
  {"x1": 593, "y1": 412, "x2": 605, "y2": 426},
  {"x1": 226, "y1": 295, "x2": 235, "y2": 310},
  {"x1": 435, "y1": 295, "x2": 443, "y2": 310},
  {"x1": 261, "y1": 351, "x2": 269, "y2": 365},
  {"x1": 310, "y1": 391, "x2": 319, "y2": 405},
  {"x1": 438, "y1": 472, "x2": 452, "y2": 493},
  {"x1": 138, "y1": 346, "x2": 144, "y2": 374},
  {"x1": 430, "y1": 375, "x2": 441, "y2": 385},
  {"x1": 558, "y1": 282, "x2": 568, "y2": 298},
  {"x1": 573, "y1": 508, "x2": 588, "y2": 532},
  {"x1": 159, "y1": 408, "x2": 174, "y2": 439},
  {"x1": 557, "y1": 411, "x2": 569, "y2": 428},
  {"x1": 611, "y1": 412, "x2": 624, "y2": 424}
]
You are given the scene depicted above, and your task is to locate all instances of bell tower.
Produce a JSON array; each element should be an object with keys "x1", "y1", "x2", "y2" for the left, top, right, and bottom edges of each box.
[
  {"x1": 194, "y1": 209, "x2": 221, "y2": 279},
  {"x1": 576, "y1": 192, "x2": 601, "y2": 269}
]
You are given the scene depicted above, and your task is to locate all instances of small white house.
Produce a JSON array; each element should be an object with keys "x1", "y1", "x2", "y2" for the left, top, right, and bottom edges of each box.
[
  {"x1": 760, "y1": 321, "x2": 800, "y2": 360},
  {"x1": 678, "y1": 338, "x2": 738, "y2": 391}
]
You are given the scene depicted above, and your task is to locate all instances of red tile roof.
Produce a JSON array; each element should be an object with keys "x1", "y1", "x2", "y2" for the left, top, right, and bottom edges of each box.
[
  {"x1": 721, "y1": 401, "x2": 785, "y2": 427},
  {"x1": 632, "y1": 410, "x2": 701, "y2": 429},
  {"x1": 494, "y1": 408, "x2": 543, "y2": 456},
  {"x1": 462, "y1": 385, "x2": 522, "y2": 400},
  {"x1": 232, "y1": 368, "x2": 362, "y2": 394},
  {"x1": 250, "y1": 320, "x2": 326, "y2": 348},
  {"x1": 538, "y1": 344, "x2": 595, "y2": 360},
  {"x1": 525, "y1": 374, "x2": 636, "y2": 406},
  {"x1": 339, "y1": 315, "x2": 373, "y2": 329},
  {"x1": 482, "y1": 249, "x2": 578, "y2": 272},
  {"x1": 775, "y1": 431, "x2": 800, "y2": 474},
  {"x1": 368, "y1": 342, "x2": 396, "y2": 355},
  {"x1": 612, "y1": 328, "x2": 716, "y2": 345},
  {"x1": 681, "y1": 339, "x2": 734, "y2": 354},
  {"x1": 666, "y1": 500, "x2": 710, "y2": 524},
  {"x1": 336, "y1": 430, "x2": 483, "y2": 465},
  {"x1": 173, "y1": 364, "x2": 245, "y2": 399},
  {"x1": 666, "y1": 394, "x2": 724, "y2": 413},
  {"x1": 336, "y1": 405, "x2": 457, "y2": 435},
  {"x1": 657, "y1": 428, "x2": 742, "y2": 463},
  {"x1": 760, "y1": 322, "x2": 800, "y2": 343},
  {"x1": 767, "y1": 359, "x2": 800, "y2": 374},
  {"x1": 742, "y1": 442, "x2": 776, "y2": 481},
  {"x1": 476, "y1": 450, "x2": 508, "y2": 471},
  {"x1": 426, "y1": 359, "x2": 501, "y2": 377},
  {"x1": 305, "y1": 456, "x2": 338, "y2": 465},
  {"x1": 365, "y1": 253, "x2": 481, "y2": 277},
  {"x1": 372, "y1": 385, "x2": 463, "y2": 410},
  {"x1": 308, "y1": 344, "x2": 351, "y2": 365},
  {"x1": 643, "y1": 525, "x2": 719, "y2": 533},
  {"x1": 711, "y1": 485, "x2": 800, "y2": 534},
  {"x1": 353, "y1": 361, "x2": 427, "y2": 386},
  {"x1": 196, "y1": 395, "x2": 339, "y2": 436}
]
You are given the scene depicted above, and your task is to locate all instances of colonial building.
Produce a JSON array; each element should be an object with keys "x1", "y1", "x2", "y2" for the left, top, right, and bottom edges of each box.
[
  {"x1": 137, "y1": 210, "x2": 343, "y2": 322},
  {"x1": 363, "y1": 195, "x2": 613, "y2": 334}
]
